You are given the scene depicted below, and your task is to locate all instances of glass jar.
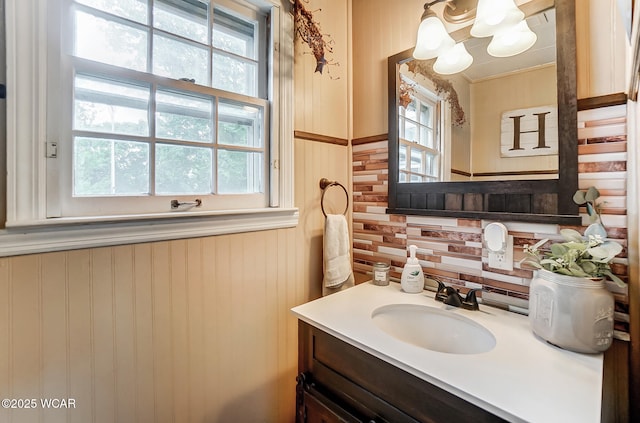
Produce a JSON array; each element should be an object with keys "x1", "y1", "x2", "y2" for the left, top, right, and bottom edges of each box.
[
  {"x1": 529, "y1": 269, "x2": 614, "y2": 353},
  {"x1": 372, "y1": 262, "x2": 390, "y2": 286}
]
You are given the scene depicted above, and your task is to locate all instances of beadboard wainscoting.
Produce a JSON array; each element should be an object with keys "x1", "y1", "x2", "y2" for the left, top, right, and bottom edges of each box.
[
  {"x1": 0, "y1": 136, "x2": 350, "y2": 423},
  {"x1": 352, "y1": 103, "x2": 629, "y2": 339}
]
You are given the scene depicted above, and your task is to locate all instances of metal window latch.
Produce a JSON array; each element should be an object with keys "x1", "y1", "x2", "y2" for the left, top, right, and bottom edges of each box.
[
  {"x1": 171, "y1": 199, "x2": 202, "y2": 209},
  {"x1": 46, "y1": 142, "x2": 58, "y2": 158}
]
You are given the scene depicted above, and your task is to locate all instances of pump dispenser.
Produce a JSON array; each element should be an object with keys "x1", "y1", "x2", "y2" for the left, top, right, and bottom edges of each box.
[{"x1": 401, "y1": 245, "x2": 424, "y2": 293}]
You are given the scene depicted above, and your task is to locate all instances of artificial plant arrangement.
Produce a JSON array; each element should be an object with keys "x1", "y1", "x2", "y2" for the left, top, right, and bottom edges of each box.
[
  {"x1": 293, "y1": 0, "x2": 336, "y2": 74},
  {"x1": 405, "y1": 60, "x2": 466, "y2": 126},
  {"x1": 398, "y1": 78, "x2": 415, "y2": 109},
  {"x1": 521, "y1": 187, "x2": 625, "y2": 287},
  {"x1": 573, "y1": 185, "x2": 606, "y2": 235}
]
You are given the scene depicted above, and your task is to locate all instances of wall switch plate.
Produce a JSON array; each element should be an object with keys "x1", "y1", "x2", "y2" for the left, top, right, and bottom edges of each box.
[{"x1": 488, "y1": 235, "x2": 513, "y2": 271}]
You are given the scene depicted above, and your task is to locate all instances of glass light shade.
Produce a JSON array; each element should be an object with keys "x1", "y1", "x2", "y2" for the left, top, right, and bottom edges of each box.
[
  {"x1": 413, "y1": 16, "x2": 456, "y2": 60},
  {"x1": 487, "y1": 20, "x2": 537, "y2": 57},
  {"x1": 470, "y1": 0, "x2": 525, "y2": 38},
  {"x1": 433, "y1": 42, "x2": 473, "y2": 74}
]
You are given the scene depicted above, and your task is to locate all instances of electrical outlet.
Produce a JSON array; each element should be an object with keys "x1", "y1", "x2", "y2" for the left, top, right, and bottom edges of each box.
[{"x1": 488, "y1": 235, "x2": 513, "y2": 271}]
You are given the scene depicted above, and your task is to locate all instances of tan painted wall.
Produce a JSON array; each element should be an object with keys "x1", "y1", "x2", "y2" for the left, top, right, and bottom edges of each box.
[
  {"x1": 470, "y1": 64, "x2": 557, "y2": 177},
  {"x1": 352, "y1": 0, "x2": 425, "y2": 138},
  {"x1": 294, "y1": 0, "x2": 350, "y2": 138},
  {"x1": 576, "y1": 0, "x2": 628, "y2": 98},
  {"x1": 0, "y1": 0, "x2": 352, "y2": 421}
]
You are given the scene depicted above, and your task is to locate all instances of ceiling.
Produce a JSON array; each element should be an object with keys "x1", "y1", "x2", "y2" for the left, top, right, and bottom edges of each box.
[{"x1": 460, "y1": 8, "x2": 557, "y2": 82}]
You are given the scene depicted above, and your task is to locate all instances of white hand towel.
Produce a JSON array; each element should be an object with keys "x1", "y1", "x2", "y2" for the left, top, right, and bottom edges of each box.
[{"x1": 322, "y1": 214, "x2": 354, "y2": 294}]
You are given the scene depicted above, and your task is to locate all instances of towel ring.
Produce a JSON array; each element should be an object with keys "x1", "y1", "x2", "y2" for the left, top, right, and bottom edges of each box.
[{"x1": 320, "y1": 178, "x2": 349, "y2": 217}]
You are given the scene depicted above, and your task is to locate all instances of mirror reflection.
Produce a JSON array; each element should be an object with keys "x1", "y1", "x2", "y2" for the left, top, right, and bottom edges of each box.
[{"x1": 396, "y1": 7, "x2": 557, "y2": 183}]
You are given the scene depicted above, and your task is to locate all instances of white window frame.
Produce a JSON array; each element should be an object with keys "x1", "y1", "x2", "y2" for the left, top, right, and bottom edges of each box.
[
  {"x1": 398, "y1": 85, "x2": 443, "y2": 183},
  {"x1": 2, "y1": 0, "x2": 297, "y2": 257}
]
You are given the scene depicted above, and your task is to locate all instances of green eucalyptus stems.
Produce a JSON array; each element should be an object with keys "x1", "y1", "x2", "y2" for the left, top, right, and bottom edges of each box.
[
  {"x1": 573, "y1": 186, "x2": 603, "y2": 225},
  {"x1": 521, "y1": 187, "x2": 625, "y2": 287},
  {"x1": 522, "y1": 229, "x2": 624, "y2": 287}
]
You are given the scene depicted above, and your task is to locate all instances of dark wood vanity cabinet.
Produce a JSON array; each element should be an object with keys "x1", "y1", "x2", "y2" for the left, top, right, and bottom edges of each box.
[{"x1": 296, "y1": 321, "x2": 506, "y2": 423}]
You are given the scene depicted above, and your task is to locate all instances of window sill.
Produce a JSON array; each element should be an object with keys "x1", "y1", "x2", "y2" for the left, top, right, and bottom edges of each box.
[{"x1": 0, "y1": 207, "x2": 299, "y2": 257}]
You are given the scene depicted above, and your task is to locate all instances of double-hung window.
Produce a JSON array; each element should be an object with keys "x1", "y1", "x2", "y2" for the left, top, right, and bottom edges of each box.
[
  {"x1": 4, "y1": 0, "x2": 295, "y2": 254},
  {"x1": 59, "y1": 0, "x2": 270, "y2": 216},
  {"x1": 398, "y1": 75, "x2": 442, "y2": 183}
]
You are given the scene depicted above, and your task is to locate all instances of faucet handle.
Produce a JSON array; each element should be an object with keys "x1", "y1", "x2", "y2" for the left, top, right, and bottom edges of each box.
[
  {"x1": 434, "y1": 279, "x2": 448, "y2": 302},
  {"x1": 462, "y1": 288, "x2": 482, "y2": 310},
  {"x1": 443, "y1": 289, "x2": 463, "y2": 307}
]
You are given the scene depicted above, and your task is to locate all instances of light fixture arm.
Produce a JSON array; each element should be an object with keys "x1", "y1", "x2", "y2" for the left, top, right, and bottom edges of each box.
[
  {"x1": 442, "y1": 0, "x2": 478, "y2": 24},
  {"x1": 420, "y1": 0, "x2": 450, "y2": 21}
]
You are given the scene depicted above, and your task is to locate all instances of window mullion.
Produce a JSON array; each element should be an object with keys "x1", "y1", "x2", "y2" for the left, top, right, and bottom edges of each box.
[
  {"x1": 208, "y1": 2, "x2": 214, "y2": 88},
  {"x1": 148, "y1": 0, "x2": 154, "y2": 74},
  {"x1": 213, "y1": 95, "x2": 219, "y2": 194},
  {"x1": 150, "y1": 82, "x2": 158, "y2": 196}
]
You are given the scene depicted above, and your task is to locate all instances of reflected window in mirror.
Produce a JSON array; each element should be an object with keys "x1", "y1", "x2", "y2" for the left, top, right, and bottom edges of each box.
[{"x1": 398, "y1": 75, "x2": 444, "y2": 183}]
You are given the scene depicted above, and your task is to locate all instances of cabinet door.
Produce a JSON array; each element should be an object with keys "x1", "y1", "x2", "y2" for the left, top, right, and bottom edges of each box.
[{"x1": 303, "y1": 390, "x2": 363, "y2": 423}]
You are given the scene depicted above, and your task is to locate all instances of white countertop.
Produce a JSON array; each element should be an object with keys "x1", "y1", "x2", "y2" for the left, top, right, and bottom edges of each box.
[{"x1": 291, "y1": 281, "x2": 603, "y2": 423}]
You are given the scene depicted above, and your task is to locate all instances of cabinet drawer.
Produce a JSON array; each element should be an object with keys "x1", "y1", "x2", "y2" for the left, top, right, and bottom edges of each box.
[
  {"x1": 299, "y1": 321, "x2": 505, "y2": 423},
  {"x1": 303, "y1": 389, "x2": 363, "y2": 423}
]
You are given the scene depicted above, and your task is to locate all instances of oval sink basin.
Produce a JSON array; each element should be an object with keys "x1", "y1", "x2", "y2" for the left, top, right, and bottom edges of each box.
[{"x1": 371, "y1": 304, "x2": 496, "y2": 354}]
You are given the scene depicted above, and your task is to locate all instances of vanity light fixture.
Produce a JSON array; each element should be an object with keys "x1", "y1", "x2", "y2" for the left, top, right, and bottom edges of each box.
[
  {"x1": 487, "y1": 19, "x2": 538, "y2": 57},
  {"x1": 433, "y1": 42, "x2": 474, "y2": 74},
  {"x1": 413, "y1": 0, "x2": 537, "y2": 74},
  {"x1": 413, "y1": 2, "x2": 456, "y2": 60},
  {"x1": 470, "y1": 0, "x2": 524, "y2": 37}
]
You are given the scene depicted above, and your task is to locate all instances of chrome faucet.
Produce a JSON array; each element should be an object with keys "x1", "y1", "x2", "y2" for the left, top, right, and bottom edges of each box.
[{"x1": 434, "y1": 280, "x2": 481, "y2": 311}]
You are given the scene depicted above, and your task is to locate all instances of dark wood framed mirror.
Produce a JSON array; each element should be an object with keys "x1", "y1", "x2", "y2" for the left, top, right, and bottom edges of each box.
[{"x1": 387, "y1": 0, "x2": 580, "y2": 224}]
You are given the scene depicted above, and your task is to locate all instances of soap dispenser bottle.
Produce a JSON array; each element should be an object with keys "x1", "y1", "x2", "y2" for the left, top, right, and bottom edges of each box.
[{"x1": 401, "y1": 245, "x2": 424, "y2": 293}]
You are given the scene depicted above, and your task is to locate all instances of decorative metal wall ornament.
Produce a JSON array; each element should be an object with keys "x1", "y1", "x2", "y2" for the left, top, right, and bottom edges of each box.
[{"x1": 293, "y1": 0, "x2": 337, "y2": 75}]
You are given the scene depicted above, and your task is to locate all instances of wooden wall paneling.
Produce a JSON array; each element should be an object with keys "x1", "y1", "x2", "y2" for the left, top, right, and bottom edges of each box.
[
  {"x1": 150, "y1": 241, "x2": 174, "y2": 423},
  {"x1": 576, "y1": 0, "x2": 628, "y2": 99},
  {"x1": 293, "y1": 0, "x2": 349, "y2": 139},
  {"x1": 185, "y1": 238, "x2": 205, "y2": 422},
  {"x1": 40, "y1": 252, "x2": 68, "y2": 423},
  {"x1": 626, "y1": 86, "x2": 640, "y2": 422},
  {"x1": 212, "y1": 235, "x2": 231, "y2": 419},
  {"x1": 243, "y1": 231, "x2": 270, "y2": 421},
  {"x1": 132, "y1": 243, "x2": 155, "y2": 422},
  {"x1": 263, "y1": 229, "x2": 280, "y2": 419},
  {"x1": 278, "y1": 226, "x2": 300, "y2": 420},
  {"x1": 202, "y1": 236, "x2": 220, "y2": 418},
  {"x1": 0, "y1": 259, "x2": 8, "y2": 423},
  {"x1": 352, "y1": 0, "x2": 425, "y2": 138},
  {"x1": 10, "y1": 255, "x2": 40, "y2": 422},
  {"x1": 169, "y1": 240, "x2": 189, "y2": 422},
  {"x1": 113, "y1": 245, "x2": 137, "y2": 423},
  {"x1": 295, "y1": 138, "x2": 348, "y2": 300},
  {"x1": 227, "y1": 233, "x2": 252, "y2": 422},
  {"x1": 91, "y1": 247, "x2": 116, "y2": 423},
  {"x1": 0, "y1": 224, "x2": 322, "y2": 423},
  {"x1": 66, "y1": 250, "x2": 93, "y2": 423}
]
